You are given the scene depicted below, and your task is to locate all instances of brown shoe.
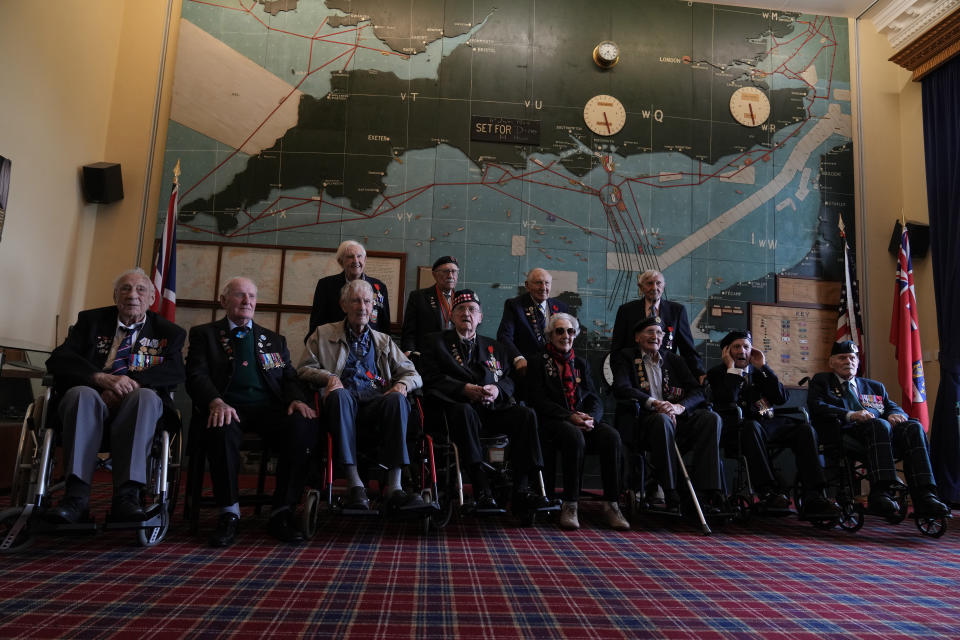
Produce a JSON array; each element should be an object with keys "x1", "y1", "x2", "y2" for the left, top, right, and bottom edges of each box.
[
  {"x1": 602, "y1": 501, "x2": 630, "y2": 531},
  {"x1": 559, "y1": 501, "x2": 580, "y2": 530}
]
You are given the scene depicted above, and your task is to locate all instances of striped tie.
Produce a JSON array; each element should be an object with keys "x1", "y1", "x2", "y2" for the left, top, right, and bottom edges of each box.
[{"x1": 110, "y1": 327, "x2": 134, "y2": 375}]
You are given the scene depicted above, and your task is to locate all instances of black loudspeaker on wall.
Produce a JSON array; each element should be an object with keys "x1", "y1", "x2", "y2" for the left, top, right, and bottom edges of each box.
[
  {"x1": 81, "y1": 162, "x2": 124, "y2": 204},
  {"x1": 888, "y1": 220, "x2": 930, "y2": 259}
]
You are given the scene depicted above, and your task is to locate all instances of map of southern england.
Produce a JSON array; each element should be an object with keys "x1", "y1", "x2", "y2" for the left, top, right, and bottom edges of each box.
[{"x1": 162, "y1": 0, "x2": 854, "y2": 375}]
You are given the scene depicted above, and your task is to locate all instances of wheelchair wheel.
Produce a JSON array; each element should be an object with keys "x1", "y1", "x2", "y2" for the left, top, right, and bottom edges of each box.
[
  {"x1": 916, "y1": 515, "x2": 947, "y2": 538},
  {"x1": 302, "y1": 489, "x2": 322, "y2": 539},
  {"x1": 137, "y1": 503, "x2": 170, "y2": 547},
  {"x1": 838, "y1": 501, "x2": 864, "y2": 532},
  {"x1": 0, "y1": 508, "x2": 34, "y2": 553}
]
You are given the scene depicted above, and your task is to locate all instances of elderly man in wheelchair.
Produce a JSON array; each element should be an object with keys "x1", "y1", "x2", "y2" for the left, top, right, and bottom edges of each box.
[
  {"x1": 807, "y1": 340, "x2": 949, "y2": 520},
  {"x1": 43, "y1": 268, "x2": 185, "y2": 526}
]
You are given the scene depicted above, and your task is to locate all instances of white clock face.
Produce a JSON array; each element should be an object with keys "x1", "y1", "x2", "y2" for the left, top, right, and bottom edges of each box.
[
  {"x1": 729, "y1": 86, "x2": 770, "y2": 127},
  {"x1": 596, "y1": 41, "x2": 619, "y2": 64},
  {"x1": 584, "y1": 94, "x2": 626, "y2": 136}
]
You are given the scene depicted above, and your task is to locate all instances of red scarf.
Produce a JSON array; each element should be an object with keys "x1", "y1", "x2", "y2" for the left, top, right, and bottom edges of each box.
[{"x1": 546, "y1": 343, "x2": 577, "y2": 410}]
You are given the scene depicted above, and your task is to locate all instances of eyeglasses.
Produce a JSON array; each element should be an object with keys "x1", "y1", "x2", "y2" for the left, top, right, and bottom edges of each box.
[
  {"x1": 435, "y1": 268, "x2": 459, "y2": 275},
  {"x1": 553, "y1": 327, "x2": 577, "y2": 336}
]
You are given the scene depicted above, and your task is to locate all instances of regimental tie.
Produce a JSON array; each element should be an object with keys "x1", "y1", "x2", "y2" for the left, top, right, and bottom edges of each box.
[
  {"x1": 460, "y1": 338, "x2": 475, "y2": 364},
  {"x1": 109, "y1": 324, "x2": 141, "y2": 375},
  {"x1": 843, "y1": 380, "x2": 864, "y2": 411}
]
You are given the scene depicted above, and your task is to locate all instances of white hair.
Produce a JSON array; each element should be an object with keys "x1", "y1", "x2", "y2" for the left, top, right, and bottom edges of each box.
[
  {"x1": 637, "y1": 269, "x2": 664, "y2": 285},
  {"x1": 113, "y1": 268, "x2": 152, "y2": 291},
  {"x1": 340, "y1": 278, "x2": 373, "y2": 303},
  {"x1": 220, "y1": 276, "x2": 257, "y2": 298},
  {"x1": 546, "y1": 312, "x2": 580, "y2": 337},
  {"x1": 335, "y1": 240, "x2": 366, "y2": 264}
]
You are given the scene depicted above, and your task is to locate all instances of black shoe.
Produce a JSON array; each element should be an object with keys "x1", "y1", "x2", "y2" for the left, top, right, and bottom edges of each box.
[
  {"x1": 386, "y1": 489, "x2": 426, "y2": 511},
  {"x1": 267, "y1": 510, "x2": 304, "y2": 543},
  {"x1": 662, "y1": 489, "x2": 682, "y2": 513},
  {"x1": 209, "y1": 512, "x2": 240, "y2": 547},
  {"x1": 515, "y1": 491, "x2": 551, "y2": 511},
  {"x1": 867, "y1": 492, "x2": 900, "y2": 518},
  {"x1": 702, "y1": 492, "x2": 726, "y2": 516},
  {"x1": 800, "y1": 495, "x2": 841, "y2": 520},
  {"x1": 913, "y1": 492, "x2": 950, "y2": 518},
  {"x1": 758, "y1": 491, "x2": 792, "y2": 514},
  {"x1": 111, "y1": 493, "x2": 145, "y2": 522},
  {"x1": 44, "y1": 496, "x2": 89, "y2": 524},
  {"x1": 475, "y1": 492, "x2": 499, "y2": 510},
  {"x1": 344, "y1": 486, "x2": 370, "y2": 510}
]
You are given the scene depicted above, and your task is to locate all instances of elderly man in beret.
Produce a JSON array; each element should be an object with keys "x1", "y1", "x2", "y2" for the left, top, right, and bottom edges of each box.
[
  {"x1": 808, "y1": 340, "x2": 949, "y2": 518},
  {"x1": 401, "y1": 255, "x2": 460, "y2": 356},
  {"x1": 611, "y1": 316, "x2": 724, "y2": 514},
  {"x1": 707, "y1": 330, "x2": 839, "y2": 519},
  {"x1": 420, "y1": 289, "x2": 548, "y2": 512}
]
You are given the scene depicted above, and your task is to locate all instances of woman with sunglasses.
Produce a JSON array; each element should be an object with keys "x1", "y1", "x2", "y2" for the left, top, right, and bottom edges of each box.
[{"x1": 527, "y1": 312, "x2": 629, "y2": 531}]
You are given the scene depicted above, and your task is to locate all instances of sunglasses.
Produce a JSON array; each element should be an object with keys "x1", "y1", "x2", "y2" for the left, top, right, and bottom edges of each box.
[{"x1": 553, "y1": 327, "x2": 577, "y2": 336}]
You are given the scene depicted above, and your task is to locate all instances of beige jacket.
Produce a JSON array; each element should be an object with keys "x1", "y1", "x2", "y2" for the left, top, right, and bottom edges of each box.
[{"x1": 298, "y1": 321, "x2": 422, "y2": 393}]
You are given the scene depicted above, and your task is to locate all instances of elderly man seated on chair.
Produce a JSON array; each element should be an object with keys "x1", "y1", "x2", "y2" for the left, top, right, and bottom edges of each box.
[
  {"x1": 419, "y1": 289, "x2": 549, "y2": 513},
  {"x1": 611, "y1": 316, "x2": 724, "y2": 514},
  {"x1": 44, "y1": 268, "x2": 185, "y2": 525},
  {"x1": 807, "y1": 340, "x2": 949, "y2": 518},
  {"x1": 298, "y1": 278, "x2": 425, "y2": 512},
  {"x1": 707, "y1": 330, "x2": 840, "y2": 520},
  {"x1": 186, "y1": 276, "x2": 317, "y2": 547}
]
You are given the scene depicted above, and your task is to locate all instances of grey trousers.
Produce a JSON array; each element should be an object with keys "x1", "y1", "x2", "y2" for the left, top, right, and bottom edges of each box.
[{"x1": 58, "y1": 386, "x2": 162, "y2": 489}]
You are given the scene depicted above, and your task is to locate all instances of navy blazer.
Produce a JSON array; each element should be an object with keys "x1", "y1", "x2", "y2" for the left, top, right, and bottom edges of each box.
[
  {"x1": 526, "y1": 349, "x2": 603, "y2": 424},
  {"x1": 307, "y1": 272, "x2": 390, "y2": 339},
  {"x1": 706, "y1": 363, "x2": 788, "y2": 421},
  {"x1": 496, "y1": 292, "x2": 569, "y2": 360},
  {"x1": 400, "y1": 285, "x2": 452, "y2": 353},
  {"x1": 420, "y1": 330, "x2": 516, "y2": 409},
  {"x1": 807, "y1": 372, "x2": 905, "y2": 428},
  {"x1": 186, "y1": 318, "x2": 305, "y2": 412},
  {"x1": 610, "y1": 346, "x2": 706, "y2": 418},
  {"x1": 46, "y1": 306, "x2": 185, "y2": 414},
  {"x1": 610, "y1": 297, "x2": 704, "y2": 378}
]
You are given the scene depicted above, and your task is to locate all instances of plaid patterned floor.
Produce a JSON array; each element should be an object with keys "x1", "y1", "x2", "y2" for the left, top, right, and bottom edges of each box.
[{"x1": 2, "y1": 494, "x2": 959, "y2": 639}]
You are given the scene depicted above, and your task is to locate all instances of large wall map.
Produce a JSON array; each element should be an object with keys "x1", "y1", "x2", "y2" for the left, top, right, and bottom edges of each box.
[{"x1": 163, "y1": 0, "x2": 854, "y2": 379}]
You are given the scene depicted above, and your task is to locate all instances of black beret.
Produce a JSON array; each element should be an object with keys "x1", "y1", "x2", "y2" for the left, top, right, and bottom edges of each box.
[
  {"x1": 831, "y1": 340, "x2": 859, "y2": 355},
  {"x1": 432, "y1": 256, "x2": 458, "y2": 270},
  {"x1": 720, "y1": 330, "x2": 752, "y2": 349},
  {"x1": 632, "y1": 316, "x2": 664, "y2": 334}
]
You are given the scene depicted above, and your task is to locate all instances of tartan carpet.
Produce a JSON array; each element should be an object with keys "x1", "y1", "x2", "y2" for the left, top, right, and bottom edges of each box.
[{"x1": 1, "y1": 497, "x2": 959, "y2": 639}]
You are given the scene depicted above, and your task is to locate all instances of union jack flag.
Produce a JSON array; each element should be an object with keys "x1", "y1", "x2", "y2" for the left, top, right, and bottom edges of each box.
[
  {"x1": 150, "y1": 162, "x2": 179, "y2": 322},
  {"x1": 890, "y1": 224, "x2": 928, "y2": 429}
]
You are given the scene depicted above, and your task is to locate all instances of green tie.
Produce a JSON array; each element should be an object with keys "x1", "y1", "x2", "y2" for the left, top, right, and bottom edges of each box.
[{"x1": 844, "y1": 381, "x2": 864, "y2": 411}]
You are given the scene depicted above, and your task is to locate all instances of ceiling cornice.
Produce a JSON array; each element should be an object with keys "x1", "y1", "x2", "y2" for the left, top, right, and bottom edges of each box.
[{"x1": 881, "y1": 3, "x2": 960, "y2": 79}]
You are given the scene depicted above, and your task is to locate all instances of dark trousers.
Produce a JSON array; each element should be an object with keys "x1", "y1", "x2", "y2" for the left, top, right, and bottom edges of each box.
[
  {"x1": 540, "y1": 418, "x2": 622, "y2": 501},
  {"x1": 203, "y1": 404, "x2": 317, "y2": 509},
  {"x1": 323, "y1": 388, "x2": 410, "y2": 468},
  {"x1": 623, "y1": 409, "x2": 723, "y2": 493},
  {"x1": 722, "y1": 416, "x2": 827, "y2": 495},
  {"x1": 848, "y1": 418, "x2": 935, "y2": 492},
  {"x1": 443, "y1": 401, "x2": 543, "y2": 488}
]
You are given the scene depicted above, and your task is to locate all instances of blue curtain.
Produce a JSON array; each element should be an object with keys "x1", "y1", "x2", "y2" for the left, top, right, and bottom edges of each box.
[{"x1": 922, "y1": 53, "x2": 960, "y2": 503}]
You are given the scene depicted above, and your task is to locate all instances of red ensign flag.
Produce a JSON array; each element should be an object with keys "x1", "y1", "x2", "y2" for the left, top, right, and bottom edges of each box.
[{"x1": 890, "y1": 225, "x2": 928, "y2": 430}]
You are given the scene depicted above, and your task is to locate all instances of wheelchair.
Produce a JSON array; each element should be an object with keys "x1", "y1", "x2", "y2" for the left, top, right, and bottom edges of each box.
[
  {"x1": 714, "y1": 404, "x2": 823, "y2": 524},
  {"x1": 1, "y1": 381, "x2": 182, "y2": 552},
  {"x1": 423, "y1": 395, "x2": 559, "y2": 529},
  {"x1": 300, "y1": 391, "x2": 441, "y2": 537},
  {"x1": 811, "y1": 421, "x2": 948, "y2": 538},
  {"x1": 614, "y1": 399, "x2": 730, "y2": 535}
]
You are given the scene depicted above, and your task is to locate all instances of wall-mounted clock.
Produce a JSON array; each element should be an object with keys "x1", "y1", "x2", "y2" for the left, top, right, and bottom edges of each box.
[
  {"x1": 583, "y1": 94, "x2": 626, "y2": 136},
  {"x1": 729, "y1": 86, "x2": 770, "y2": 127},
  {"x1": 593, "y1": 41, "x2": 620, "y2": 68}
]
